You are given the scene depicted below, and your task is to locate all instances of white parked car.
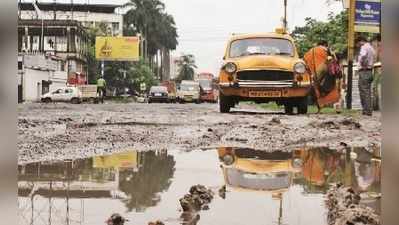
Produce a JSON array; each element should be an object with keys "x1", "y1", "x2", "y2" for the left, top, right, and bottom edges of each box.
[{"x1": 41, "y1": 87, "x2": 82, "y2": 104}]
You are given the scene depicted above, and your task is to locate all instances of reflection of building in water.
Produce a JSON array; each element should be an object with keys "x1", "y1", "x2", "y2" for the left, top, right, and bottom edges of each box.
[{"x1": 18, "y1": 151, "x2": 144, "y2": 225}]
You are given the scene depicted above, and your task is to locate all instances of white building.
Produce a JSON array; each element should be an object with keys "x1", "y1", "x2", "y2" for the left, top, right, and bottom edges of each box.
[
  {"x1": 19, "y1": 1, "x2": 124, "y2": 36},
  {"x1": 19, "y1": 53, "x2": 68, "y2": 102}
]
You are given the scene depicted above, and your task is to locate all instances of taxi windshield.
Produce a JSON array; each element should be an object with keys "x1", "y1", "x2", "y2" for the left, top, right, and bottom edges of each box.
[{"x1": 229, "y1": 38, "x2": 294, "y2": 58}]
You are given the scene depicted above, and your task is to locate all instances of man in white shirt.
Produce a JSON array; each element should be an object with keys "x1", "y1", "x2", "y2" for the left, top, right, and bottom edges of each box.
[{"x1": 357, "y1": 36, "x2": 376, "y2": 116}]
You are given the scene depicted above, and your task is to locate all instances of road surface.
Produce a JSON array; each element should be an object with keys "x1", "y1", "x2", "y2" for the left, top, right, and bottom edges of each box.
[{"x1": 18, "y1": 102, "x2": 381, "y2": 163}]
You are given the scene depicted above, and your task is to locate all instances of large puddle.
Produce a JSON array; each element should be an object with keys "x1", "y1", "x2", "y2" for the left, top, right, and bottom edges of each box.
[{"x1": 18, "y1": 147, "x2": 381, "y2": 225}]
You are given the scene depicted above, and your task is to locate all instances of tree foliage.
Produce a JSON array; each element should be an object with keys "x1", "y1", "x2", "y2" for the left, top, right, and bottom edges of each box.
[
  {"x1": 176, "y1": 54, "x2": 197, "y2": 82},
  {"x1": 104, "y1": 60, "x2": 156, "y2": 94},
  {"x1": 291, "y1": 11, "x2": 348, "y2": 58},
  {"x1": 124, "y1": 0, "x2": 178, "y2": 56}
]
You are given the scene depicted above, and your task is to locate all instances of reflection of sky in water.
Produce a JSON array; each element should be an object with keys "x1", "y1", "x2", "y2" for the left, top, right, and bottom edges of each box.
[{"x1": 18, "y1": 147, "x2": 380, "y2": 225}]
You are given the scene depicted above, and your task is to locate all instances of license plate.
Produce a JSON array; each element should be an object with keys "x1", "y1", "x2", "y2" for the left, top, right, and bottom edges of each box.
[
  {"x1": 155, "y1": 93, "x2": 162, "y2": 96},
  {"x1": 249, "y1": 90, "x2": 281, "y2": 97}
]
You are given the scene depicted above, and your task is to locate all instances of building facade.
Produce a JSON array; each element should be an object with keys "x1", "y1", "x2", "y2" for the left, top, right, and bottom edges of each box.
[
  {"x1": 19, "y1": 2, "x2": 124, "y2": 36},
  {"x1": 17, "y1": 2, "x2": 124, "y2": 102},
  {"x1": 18, "y1": 19, "x2": 89, "y2": 102}
]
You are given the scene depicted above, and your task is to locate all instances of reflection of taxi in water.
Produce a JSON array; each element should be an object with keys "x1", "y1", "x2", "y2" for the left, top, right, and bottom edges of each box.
[
  {"x1": 217, "y1": 29, "x2": 312, "y2": 114},
  {"x1": 217, "y1": 147, "x2": 303, "y2": 193}
]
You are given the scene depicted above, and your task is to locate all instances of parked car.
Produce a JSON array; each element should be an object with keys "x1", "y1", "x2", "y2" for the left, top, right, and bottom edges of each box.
[
  {"x1": 148, "y1": 86, "x2": 169, "y2": 103},
  {"x1": 41, "y1": 86, "x2": 82, "y2": 104},
  {"x1": 217, "y1": 29, "x2": 315, "y2": 114},
  {"x1": 177, "y1": 80, "x2": 201, "y2": 104}
]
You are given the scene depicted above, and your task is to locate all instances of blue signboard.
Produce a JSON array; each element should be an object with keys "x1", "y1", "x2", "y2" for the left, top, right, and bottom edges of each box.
[{"x1": 355, "y1": 0, "x2": 381, "y2": 33}]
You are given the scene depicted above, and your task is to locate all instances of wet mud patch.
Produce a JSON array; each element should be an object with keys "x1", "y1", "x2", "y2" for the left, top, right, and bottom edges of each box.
[{"x1": 18, "y1": 146, "x2": 380, "y2": 225}]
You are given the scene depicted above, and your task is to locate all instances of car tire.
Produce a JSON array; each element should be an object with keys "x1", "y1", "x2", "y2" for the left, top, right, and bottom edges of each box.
[
  {"x1": 284, "y1": 102, "x2": 294, "y2": 115},
  {"x1": 195, "y1": 99, "x2": 201, "y2": 104},
  {"x1": 297, "y1": 97, "x2": 308, "y2": 114},
  {"x1": 89, "y1": 97, "x2": 96, "y2": 104},
  {"x1": 71, "y1": 98, "x2": 80, "y2": 104},
  {"x1": 42, "y1": 98, "x2": 51, "y2": 103},
  {"x1": 219, "y1": 92, "x2": 232, "y2": 113}
]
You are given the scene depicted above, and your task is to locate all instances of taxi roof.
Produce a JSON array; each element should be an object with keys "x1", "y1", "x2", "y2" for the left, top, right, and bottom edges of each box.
[{"x1": 228, "y1": 32, "x2": 294, "y2": 42}]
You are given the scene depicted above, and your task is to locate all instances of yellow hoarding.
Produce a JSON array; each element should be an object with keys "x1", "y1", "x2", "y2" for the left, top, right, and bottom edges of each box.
[
  {"x1": 95, "y1": 36, "x2": 140, "y2": 61},
  {"x1": 93, "y1": 151, "x2": 139, "y2": 169}
]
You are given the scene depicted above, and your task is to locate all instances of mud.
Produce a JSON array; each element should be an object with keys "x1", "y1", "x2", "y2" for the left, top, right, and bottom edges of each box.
[
  {"x1": 18, "y1": 102, "x2": 381, "y2": 163},
  {"x1": 326, "y1": 184, "x2": 380, "y2": 225},
  {"x1": 18, "y1": 147, "x2": 380, "y2": 225},
  {"x1": 179, "y1": 185, "x2": 214, "y2": 212}
]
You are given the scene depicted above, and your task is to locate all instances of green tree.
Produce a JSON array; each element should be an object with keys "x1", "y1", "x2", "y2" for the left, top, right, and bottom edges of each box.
[
  {"x1": 176, "y1": 54, "x2": 197, "y2": 82},
  {"x1": 86, "y1": 22, "x2": 112, "y2": 84},
  {"x1": 124, "y1": 0, "x2": 178, "y2": 79},
  {"x1": 291, "y1": 11, "x2": 348, "y2": 58},
  {"x1": 104, "y1": 60, "x2": 155, "y2": 95}
]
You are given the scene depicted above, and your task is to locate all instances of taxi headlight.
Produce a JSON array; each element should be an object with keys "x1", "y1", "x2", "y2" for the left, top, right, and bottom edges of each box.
[
  {"x1": 224, "y1": 62, "x2": 237, "y2": 74},
  {"x1": 222, "y1": 154, "x2": 235, "y2": 165},
  {"x1": 294, "y1": 62, "x2": 306, "y2": 74}
]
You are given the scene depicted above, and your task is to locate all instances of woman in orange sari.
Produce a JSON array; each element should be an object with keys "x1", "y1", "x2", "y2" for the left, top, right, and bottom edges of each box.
[{"x1": 304, "y1": 40, "x2": 341, "y2": 112}]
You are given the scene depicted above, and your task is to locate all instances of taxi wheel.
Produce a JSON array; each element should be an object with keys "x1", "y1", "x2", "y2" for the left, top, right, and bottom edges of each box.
[
  {"x1": 219, "y1": 93, "x2": 231, "y2": 113},
  {"x1": 297, "y1": 97, "x2": 308, "y2": 114},
  {"x1": 284, "y1": 103, "x2": 294, "y2": 115}
]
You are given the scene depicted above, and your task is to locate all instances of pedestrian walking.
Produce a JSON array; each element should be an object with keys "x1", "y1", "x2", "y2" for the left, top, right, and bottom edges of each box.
[
  {"x1": 356, "y1": 36, "x2": 376, "y2": 116},
  {"x1": 97, "y1": 76, "x2": 107, "y2": 103}
]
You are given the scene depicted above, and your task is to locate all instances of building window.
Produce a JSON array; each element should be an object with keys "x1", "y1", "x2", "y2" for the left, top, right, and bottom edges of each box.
[
  {"x1": 60, "y1": 61, "x2": 65, "y2": 71},
  {"x1": 18, "y1": 61, "x2": 23, "y2": 70},
  {"x1": 112, "y1": 22, "x2": 120, "y2": 35},
  {"x1": 32, "y1": 36, "x2": 40, "y2": 51}
]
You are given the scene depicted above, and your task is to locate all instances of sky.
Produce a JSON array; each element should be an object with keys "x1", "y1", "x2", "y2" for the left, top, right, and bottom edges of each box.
[{"x1": 26, "y1": 0, "x2": 344, "y2": 75}]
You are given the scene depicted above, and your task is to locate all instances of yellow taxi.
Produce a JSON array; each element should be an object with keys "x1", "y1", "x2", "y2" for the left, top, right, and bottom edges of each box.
[
  {"x1": 217, "y1": 147, "x2": 303, "y2": 194},
  {"x1": 218, "y1": 29, "x2": 312, "y2": 114}
]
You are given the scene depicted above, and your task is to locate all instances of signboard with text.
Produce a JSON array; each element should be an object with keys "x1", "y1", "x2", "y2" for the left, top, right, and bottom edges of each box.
[
  {"x1": 355, "y1": 0, "x2": 381, "y2": 33},
  {"x1": 95, "y1": 36, "x2": 140, "y2": 61}
]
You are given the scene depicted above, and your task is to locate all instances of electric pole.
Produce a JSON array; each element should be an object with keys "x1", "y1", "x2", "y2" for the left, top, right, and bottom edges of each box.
[
  {"x1": 283, "y1": 0, "x2": 288, "y2": 31},
  {"x1": 346, "y1": 0, "x2": 356, "y2": 109}
]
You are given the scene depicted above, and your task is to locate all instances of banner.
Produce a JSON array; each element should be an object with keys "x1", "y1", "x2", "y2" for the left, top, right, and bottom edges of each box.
[
  {"x1": 355, "y1": 0, "x2": 381, "y2": 33},
  {"x1": 95, "y1": 36, "x2": 140, "y2": 61}
]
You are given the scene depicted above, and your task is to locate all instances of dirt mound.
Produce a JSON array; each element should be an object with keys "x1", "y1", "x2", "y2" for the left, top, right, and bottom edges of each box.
[
  {"x1": 326, "y1": 183, "x2": 380, "y2": 225},
  {"x1": 179, "y1": 185, "x2": 214, "y2": 212},
  {"x1": 311, "y1": 117, "x2": 362, "y2": 130}
]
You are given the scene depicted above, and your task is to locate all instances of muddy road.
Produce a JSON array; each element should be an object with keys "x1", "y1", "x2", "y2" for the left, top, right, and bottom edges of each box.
[{"x1": 18, "y1": 102, "x2": 381, "y2": 163}]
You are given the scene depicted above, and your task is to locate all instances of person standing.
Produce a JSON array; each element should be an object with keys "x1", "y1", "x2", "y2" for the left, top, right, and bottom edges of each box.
[
  {"x1": 304, "y1": 40, "x2": 335, "y2": 113},
  {"x1": 97, "y1": 76, "x2": 107, "y2": 103},
  {"x1": 357, "y1": 36, "x2": 376, "y2": 116}
]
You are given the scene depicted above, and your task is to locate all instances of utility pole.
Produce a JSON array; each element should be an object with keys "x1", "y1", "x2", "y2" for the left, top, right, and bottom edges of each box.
[
  {"x1": 346, "y1": 0, "x2": 356, "y2": 109},
  {"x1": 283, "y1": 0, "x2": 288, "y2": 31}
]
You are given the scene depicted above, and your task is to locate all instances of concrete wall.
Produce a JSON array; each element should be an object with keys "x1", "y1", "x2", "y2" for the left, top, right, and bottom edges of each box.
[{"x1": 23, "y1": 68, "x2": 50, "y2": 102}]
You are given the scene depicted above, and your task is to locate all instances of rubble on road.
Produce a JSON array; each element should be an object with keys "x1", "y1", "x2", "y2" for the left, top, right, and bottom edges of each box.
[
  {"x1": 18, "y1": 103, "x2": 381, "y2": 163},
  {"x1": 179, "y1": 185, "x2": 214, "y2": 212},
  {"x1": 326, "y1": 183, "x2": 380, "y2": 225}
]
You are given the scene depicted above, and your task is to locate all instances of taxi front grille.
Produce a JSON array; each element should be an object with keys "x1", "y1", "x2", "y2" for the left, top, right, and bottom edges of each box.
[{"x1": 237, "y1": 70, "x2": 294, "y2": 81}]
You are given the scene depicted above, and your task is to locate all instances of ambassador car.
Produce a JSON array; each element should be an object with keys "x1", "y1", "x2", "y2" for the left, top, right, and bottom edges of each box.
[{"x1": 217, "y1": 29, "x2": 312, "y2": 114}]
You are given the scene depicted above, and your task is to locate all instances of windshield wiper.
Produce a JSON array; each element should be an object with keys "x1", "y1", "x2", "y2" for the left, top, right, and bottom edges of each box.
[
  {"x1": 276, "y1": 52, "x2": 292, "y2": 56},
  {"x1": 248, "y1": 52, "x2": 267, "y2": 56}
]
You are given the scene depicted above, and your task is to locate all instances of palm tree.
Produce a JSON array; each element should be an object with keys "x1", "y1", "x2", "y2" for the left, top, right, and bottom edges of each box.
[
  {"x1": 176, "y1": 54, "x2": 197, "y2": 82},
  {"x1": 124, "y1": 0, "x2": 178, "y2": 80}
]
